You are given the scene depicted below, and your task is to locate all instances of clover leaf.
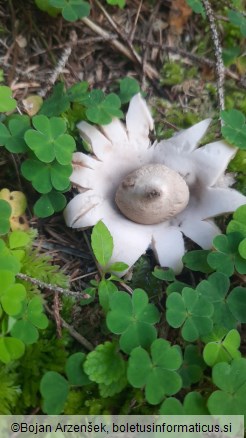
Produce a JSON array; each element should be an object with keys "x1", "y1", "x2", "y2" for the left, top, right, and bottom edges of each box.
[
  {"x1": 21, "y1": 159, "x2": 72, "y2": 193},
  {"x1": 34, "y1": 191, "x2": 67, "y2": 217},
  {"x1": 208, "y1": 358, "x2": 246, "y2": 416},
  {"x1": 203, "y1": 329, "x2": 241, "y2": 367},
  {"x1": 166, "y1": 287, "x2": 213, "y2": 341},
  {"x1": 0, "y1": 200, "x2": 11, "y2": 235},
  {"x1": 0, "y1": 116, "x2": 30, "y2": 153},
  {"x1": 238, "y1": 238, "x2": 246, "y2": 259},
  {"x1": 118, "y1": 77, "x2": 140, "y2": 104},
  {"x1": 24, "y1": 115, "x2": 75, "y2": 164},
  {"x1": 40, "y1": 371, "x2": 69, "y2": 414},
  {"x1": 182, "y1": 249, "x2": 213, "y2": 273},
  {"x1": 159, "y1": 392, "x2": 208, "y2": 415},
  {"x1": 179, "y1": 345, "x2": 206, "y2": 387},
  {"x1": 83, "y1": 341, "x2": 127, "y2": 396},
  {"x1": 0, "y1": 270, "x2": 26, "y2": 316},
  {"x1": 221, "y1": 109, "x2": 246, "y2": 149},
  {"x1": 227, "y1": 204, "x2": 246, "y2": 236},
  {"x1": 39, "y1": 83, "x2": 70, "y2": 116},
  {"x1": 106, "y1": 289, "x2": 160, "y2": 354},
  {"x1": 85, "y1": 91, "x2": 123, "y2": 125},
  {"x1": 65, "y1": 352, "x2": 91, "y2": 386},
  {"x1": 49, "y1": 0, "x2": 90, "y2": 21},
  {"x1": 0, "y1": 86, "x2": 17, "y2": 112},
  {"x1": 197, "y1": 272, "x2": 237, "y2": 329},
  {"x1": 0, "y1": 240, "x2": 20, "y2": 274},
  {"x1": 0, "y1": 337, "x2": 25, "y2": 364},
  {"x1": 227, "y1": 287, "x2": 246, "y2": 323},
  {"x1": 127, "y1": 339, "x2": 182, "y2": 405},
  {"x1": 208, "y1": 232, "x2": 246, "y2": 276}
]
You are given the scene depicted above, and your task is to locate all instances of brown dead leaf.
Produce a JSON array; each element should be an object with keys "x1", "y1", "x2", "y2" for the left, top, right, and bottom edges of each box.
[{"x1": 168, "y1": 0, "x2": 192, "y2": 42}]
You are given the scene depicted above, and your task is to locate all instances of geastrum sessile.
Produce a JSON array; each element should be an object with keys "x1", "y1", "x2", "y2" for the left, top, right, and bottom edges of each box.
[{"x1": 64, "y1": 93, "x2": 246, "y2": 274}]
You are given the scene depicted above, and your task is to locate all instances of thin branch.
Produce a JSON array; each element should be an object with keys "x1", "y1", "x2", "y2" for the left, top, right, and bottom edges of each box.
[
  {"x1": 81, "y1": 16, "x2": 159, "y2": 80},
  {"x1": 16, "y1": 273, "x2": 89, "y2": 299},
  {"x1": 45, "y1": 305, "x2": 94, "y2": 351},
  {"x1": 202, "y1": 0, "x2": 225, "y2": 115},
  {"x1": 39, "y1": 31, "x2": 77, "y2": 98}
]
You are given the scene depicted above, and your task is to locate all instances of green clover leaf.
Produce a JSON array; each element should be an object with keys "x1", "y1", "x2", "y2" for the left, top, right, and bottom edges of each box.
[
  {"x1": 85, "y1": 91, "x2": 123, "y2": 125},
  {"x1": 21, "y1": 159, "x2": 72, "y2": 193},
  {"x1": 238, "y1": 238, "x2": 246, "y2": 259},
  {"x1": 65, "y1": 352, "x2": 91, "y2": 386},
  {"x1": 0, "y1": 200, "x2": 11, "y2": 235},
  {"x1": 66, "y1": 81, "x2": 89, "y2": 103},
  {"x1": 0, "y1": 86, "x2": 17, "y2": 112},
  {"x1": 197, "y1": 272, "x2": 237, "y2": 329},
  {"x1": 34, "y1": 191, "x2": 67, "y2": 218},
  {"x1": 106, "y1": 289, "x2": 160, "y2": 354},
  {"x1": 0, "y1": 116, "x2": 30, "y2": 153},
  {"x1": 221, "y1": 109, "x2": 246, "y2": 149},
  {"x1": 160, "y1": 392, "x2": 209, "y2": 415},
  {"x1": 0, "y1": 240, "x2": 20, "y2": 274},
  {"x1": 208, "y1": 358, "x2": 246, "y2": 416},
  {"x1": 227, "y1": 286, "x2": 246, "y2": 323},
  {"x1": 39, "y1": 83, "x2": 70, "y2": 116},
  {"x1": 11, "y1": 297, "x2": 49, "y2": 345},
  {"x1": 24, "y1": 115, "x2": 75, "y2": 164},
  {"x1": 127, "y1": 339, "x2": 182, "y2": 405},
  {"x1": 49, "y1": 0, "x2": 90, "y2": 21},
  {"x1": 227, "y1": 204, "x2": 246, "y2": 237},
  {"x1": 166, "y1": 287, "x2": 213, "y2": 342},
  {"x1": 118, "y1": 77, "x2": 140, "y2": 104},
  {"x1": 0, "y1": 337, "x2": 25, "y2": 364},
  {"x1": 0, "y1": 270, "x2": 26, "y2": 316},
  {"x1": 207, "y1": 232, "x2": 246, "y2": 276},
  {"x1": 40, "y1": 371, "x2": 69, "y2": 414},
  {"x1": 182, "y1": 249, "x2": 213, "y2": 273},
  {"x1": 203, "y1": 329, "x2": 241, "y2": 367},
  {"x1": 179, "y1": 345, "x2": 206, "y2": 387}
]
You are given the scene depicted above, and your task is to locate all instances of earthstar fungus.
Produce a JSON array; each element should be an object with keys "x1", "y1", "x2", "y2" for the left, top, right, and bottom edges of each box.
[{"x1": 64, "y1": 93, "x2": 246, "y2": 274}]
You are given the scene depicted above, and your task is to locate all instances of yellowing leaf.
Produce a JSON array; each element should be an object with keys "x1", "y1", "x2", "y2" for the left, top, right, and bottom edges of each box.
[{"x1": 22, "y1": 95, "x2": 43, "y2": 116}]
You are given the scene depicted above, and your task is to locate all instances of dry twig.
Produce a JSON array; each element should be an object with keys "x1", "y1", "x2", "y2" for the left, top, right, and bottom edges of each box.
[
  {"x1": 202, "y1": 0, "x2": 225, "y2": 114},
  {"x1": 45, "y1": 305, "x2": 94, "y2": 351},
  {"x1": 16, "y1": 273, "x2": 89, "y2": 299}
]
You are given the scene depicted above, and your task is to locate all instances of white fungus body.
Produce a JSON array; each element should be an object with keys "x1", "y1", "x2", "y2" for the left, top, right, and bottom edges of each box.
[{"x1": 115, "y1": 164, "x2": 190, "y2": 225}]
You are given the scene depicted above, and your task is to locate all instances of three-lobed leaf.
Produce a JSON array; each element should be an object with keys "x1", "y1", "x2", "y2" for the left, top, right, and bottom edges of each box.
[
  {"x1": 203, "y1": 329, "x2": 241, "y2": 367},
  {"x1": 49, "y1": 0, "x2": 90, "y2": 22},
  {"x1": 221, "y1": 109, "x2": 246, "y2": 150},
  {"x1": 166, "y1": 287, "x2": 213, "y2": 341},
  {"x1": 34, "y1": 191, "x2": 67, "y2": 218},
  {"x1": 208, "y1": 358, "x2": 246, "y2": 416},
  {"x1": 106, "y1": 289, "x2": 160, "y2": 354},
  {"x1": 24, "y1": 115, "x2": 75, "y2": 164},
  {"x1": 21, "y1": 159, "x2": 72, "y2": 193},
  {"x1": 127, "y1": 339, "x2": 182, "y2": 405}
]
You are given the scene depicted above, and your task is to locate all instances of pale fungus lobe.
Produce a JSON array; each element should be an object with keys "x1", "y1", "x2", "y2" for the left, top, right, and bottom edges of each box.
[
  {"x1": 115, "y1": 164, "x2": 190, "y2": 225},
  {"x1": 64, "y1": 93, "x2": 246, "y2": 275}
]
